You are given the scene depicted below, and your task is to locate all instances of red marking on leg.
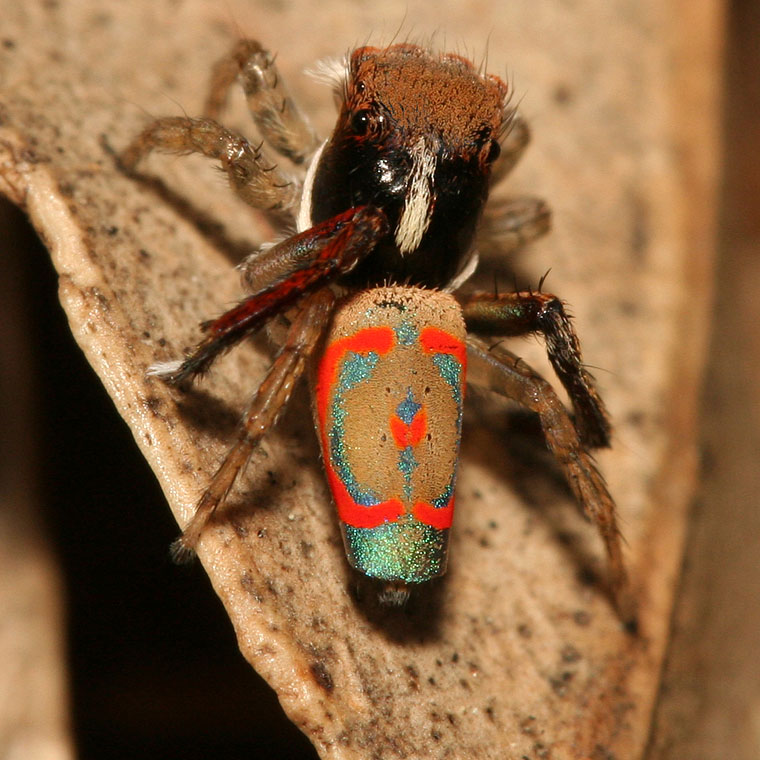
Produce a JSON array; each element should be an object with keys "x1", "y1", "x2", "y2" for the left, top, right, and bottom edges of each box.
[
  {"x1": 165, "y1": 206, "x2": 388, "y2": 384},
  {"x1": 203, "y1": 286, "x2": 285, "y2": 336},
  {"x1": 205, "y1": 206, "x2": 381, "y2": 339}
]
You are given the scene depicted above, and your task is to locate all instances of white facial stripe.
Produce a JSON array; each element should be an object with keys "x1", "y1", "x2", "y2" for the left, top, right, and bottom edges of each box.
[
  {"x1": 395, "y1": 138, "x2": 437, "y2": 255},
  {"x1": 297, "y1": 139, "x2": 327, "y2": 232}
]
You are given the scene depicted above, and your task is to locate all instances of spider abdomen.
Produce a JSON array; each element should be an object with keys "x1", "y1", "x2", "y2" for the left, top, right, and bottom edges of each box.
[{"x1": 312, "y1": 286, "x2": 467, "y2": 584}]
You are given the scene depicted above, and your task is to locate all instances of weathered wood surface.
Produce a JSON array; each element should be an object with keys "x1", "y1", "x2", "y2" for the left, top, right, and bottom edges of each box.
[{"x1": 0, "y1": 1, "x2": 722, "y2": 757}]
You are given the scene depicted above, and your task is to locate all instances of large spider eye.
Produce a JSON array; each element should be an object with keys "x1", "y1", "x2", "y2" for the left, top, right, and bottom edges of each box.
[{"x1": 350, "y1": 109, "x2": 372, "y2": 136}]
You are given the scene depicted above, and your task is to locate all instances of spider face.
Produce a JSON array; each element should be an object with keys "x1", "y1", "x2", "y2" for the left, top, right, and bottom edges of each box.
[
  {"x1": 309, "y1": 45, "x2": 509, "y2": 288},
  {"x1": 124, "y1": 38, "x2": 634, "y2": 623}
]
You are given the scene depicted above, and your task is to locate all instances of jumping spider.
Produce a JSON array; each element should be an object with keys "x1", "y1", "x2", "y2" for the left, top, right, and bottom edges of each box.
[{"x1": 121, "y1": 39, "x2": 635, "y2": 626}]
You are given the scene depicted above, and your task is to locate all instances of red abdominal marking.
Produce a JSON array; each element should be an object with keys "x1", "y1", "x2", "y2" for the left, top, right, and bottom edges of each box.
[
  {"x1": 317, "y1": 323, "x2": 463, "y2": 531},
  {"x1": 327, "y1": 476, "x2": 405, "y2": 529},
  {"x1": 420, "y1": 326, "x2": 468, "y2": 366},
  {"x1": 390, "y1": 407, "x2": 428, "y2": 449},
  {"x1": 317, "y1": 326, "x2": 400, "y2": 529},
  {"x1": 414, "y1": 326, "x2": 465, "y2": 530},
  {"x1": 413, "y1": 500, "x2": 455, "y2": 530},
  {"x1": 316, "y1": 326, "x2": 396, "y2": 436}
]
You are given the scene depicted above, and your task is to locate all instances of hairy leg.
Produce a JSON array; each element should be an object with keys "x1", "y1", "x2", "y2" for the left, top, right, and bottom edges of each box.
[
  {"x1": 459, "y1": 291, "x2": 611, "y2": 448},
  {"x1": 120, "y1": 116, "x2": 299, "y2": 212},
  {"x1": 170, "y1": 287, "x2": 335, "y2": 561},
  {"x1": 203, "y1": 39, "x2": 321, "y2": 164},
  {"x1": 477, "y1": 196, "x2": 552, "y2": 258},
  {"x1": 467, "y1": 338, "x2": 635, "y2": 628}
]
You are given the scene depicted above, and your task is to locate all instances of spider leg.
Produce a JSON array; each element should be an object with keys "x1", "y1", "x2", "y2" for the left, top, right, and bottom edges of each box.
[
  {"x1": 466, "y1": 338, "x2": 636, "y2": 628},
  {"x1": 458, "y1": 290, "x2": 611, "y2": 449},
  {"x1": 119, "y1": 116, "x2": 299, "y2": 212},
  {"x1": 477, "y1": 195, "x2": 552, "y2": 258},
  {"x1": 170, "y1": 287, "x2": 335, "y2": 561},
  {"x1": 203, "y1": 39, "x2": 321, "y2": 164},
  {"x1": 151, "y1": 205, "x2": 388, "y2": 385},
  {"x1": 490, "y1": 113, "x2": 531, "y2": 187}
]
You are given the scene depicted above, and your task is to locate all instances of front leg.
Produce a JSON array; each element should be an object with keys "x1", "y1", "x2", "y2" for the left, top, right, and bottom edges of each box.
[
  {"x1": 119, "y1": 116, "x2": 299, "y2": 212},
  {"x1": 150, "y1": 205, "x2": 388, "y2": 385},
  {"x1": 203, "y1": 39, "x2": 321, "y2": 164},
  {"x1": 458, "y1": 290, "x2": 611, "y2": 449},
  {"x1": 467, "y1": 338, "x2": 636, "y2": 629}
]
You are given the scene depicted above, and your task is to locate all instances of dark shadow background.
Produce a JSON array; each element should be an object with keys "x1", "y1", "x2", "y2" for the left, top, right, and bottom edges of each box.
[
  {"x1": 1, "y1": 204, "x2": 319, "y2": 758},
  {"x1": 0, "y1": 0, "x2": 756, "y2": 757}
]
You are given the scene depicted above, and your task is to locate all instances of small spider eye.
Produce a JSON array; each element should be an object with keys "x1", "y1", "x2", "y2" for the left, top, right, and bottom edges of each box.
[{"x1": 486, "y1": 139, "x2": 501, "y2": 164}]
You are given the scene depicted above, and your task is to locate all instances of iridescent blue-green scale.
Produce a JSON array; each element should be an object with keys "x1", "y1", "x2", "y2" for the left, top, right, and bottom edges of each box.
[
  {"x1": 429, "y1": 353, "x2": 464, "y2": 509},
  {"x1": 395, "y1": 387, "x2": 422, "y2": 500},
  {"x1": 394, "y1": 319, "x2": 418, "y2": 346},
  {"x1": 432, "y1": 480, "x2": 455, "y2": 509},
  {"x1": 398, "y1": 448, "x2": 417, "y2": 501},
  {"x1": 432, "y1": 354, "x2": 463, "y2": 412},
  {"x1": 329, "y1": 351, "x2": 381, "y2": 506},
  {"x1": 395, "y1": 387, "x2": 421, "y2": 423},
  {"x1": 343, "y1": 515, "x2": 448, "y2": 583}
]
